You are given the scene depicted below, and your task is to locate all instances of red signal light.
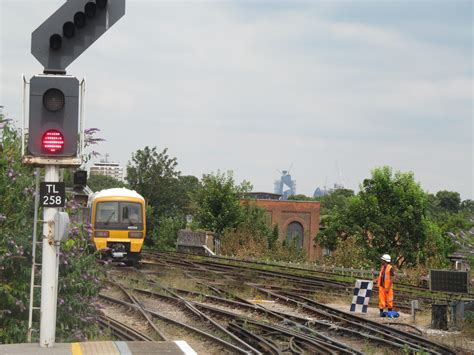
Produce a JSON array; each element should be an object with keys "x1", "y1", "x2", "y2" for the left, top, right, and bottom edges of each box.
[{"x1": 42, "y1": 130, "x2": 65, "y2": 153}]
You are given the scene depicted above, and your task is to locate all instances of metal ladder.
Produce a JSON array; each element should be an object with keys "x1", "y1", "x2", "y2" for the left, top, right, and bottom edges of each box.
[{"x1": 27, "y1": 168, "x2": 41, "y2": 342}]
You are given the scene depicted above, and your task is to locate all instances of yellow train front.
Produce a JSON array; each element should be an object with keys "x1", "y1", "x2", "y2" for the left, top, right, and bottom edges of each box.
[{"x1": 89, "y1": 188, "x2": 146, "y2": 265}]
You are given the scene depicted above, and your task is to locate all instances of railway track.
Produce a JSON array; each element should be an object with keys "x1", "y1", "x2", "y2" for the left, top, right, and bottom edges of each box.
[
  {"x1": 98, "y1": 315, "x2": 154, "y2": 341},
  {"x1": 144, "y1": 253, "x2": 436, "y2": 311},
  {"x1": 142, "y1": 251, "x2": 441, "y2": 312},
  {"x1": 103, "y1": 258, "x2": 457, "y2": 354},
  {"x1": 101, "y1": 279, "x2": 257, "y2": 354},
  {"x1": 105, "y1": 276, "x2": 362, "y2": 354}
]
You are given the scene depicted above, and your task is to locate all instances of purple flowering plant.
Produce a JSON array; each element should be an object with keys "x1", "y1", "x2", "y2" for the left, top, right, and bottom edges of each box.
[{"x1": 0, "y1": 115, "x2": 107, "y2": 343}]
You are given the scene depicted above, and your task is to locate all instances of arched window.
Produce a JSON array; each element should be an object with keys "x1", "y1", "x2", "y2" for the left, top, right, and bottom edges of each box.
[{"x1": 286, "y1": 221, "x2": 303, "y2": 249}]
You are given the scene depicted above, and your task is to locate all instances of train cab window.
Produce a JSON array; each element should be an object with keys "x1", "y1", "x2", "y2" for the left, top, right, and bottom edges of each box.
[
  {"x1": 121, "y1": 203, "x2": 142, "y2": 225},
  {"x1": 96, "y1": 202, "x2": 119, "y2": 223}
]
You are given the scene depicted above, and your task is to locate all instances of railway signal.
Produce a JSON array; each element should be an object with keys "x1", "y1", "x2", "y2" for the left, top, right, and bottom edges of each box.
[
  {"x1": 25, "y1": 0, "x2": 127, "y2": 348},
  {"x1": 28, "y1": 75, "x2": 79, "y2": 157},
  {"x1": 31, "y1": 0, "x2": 126, "y2": 73}
]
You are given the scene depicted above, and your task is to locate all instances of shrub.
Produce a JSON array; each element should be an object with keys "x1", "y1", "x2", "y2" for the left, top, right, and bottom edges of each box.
[{"x1": 221, "y1": 229, "x2": 268, "y2": 259}]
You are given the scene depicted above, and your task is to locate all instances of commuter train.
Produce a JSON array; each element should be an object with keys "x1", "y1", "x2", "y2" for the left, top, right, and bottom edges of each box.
[{"x1": 89, "y1": 188, "x2": 146, "y2": 265}]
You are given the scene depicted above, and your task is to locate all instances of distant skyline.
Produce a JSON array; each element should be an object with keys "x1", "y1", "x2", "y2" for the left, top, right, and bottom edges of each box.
[{"x1": 1, "y1": 1, "x2": 472, "y2": 199}]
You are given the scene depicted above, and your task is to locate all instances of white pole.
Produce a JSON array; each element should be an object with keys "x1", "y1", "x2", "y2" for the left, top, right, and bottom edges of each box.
[{"x1": 39, "y1": 165, "x2": 59, "y2": 347}]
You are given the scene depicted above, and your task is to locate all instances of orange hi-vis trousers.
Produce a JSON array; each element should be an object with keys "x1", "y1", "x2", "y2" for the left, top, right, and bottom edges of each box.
[
  {"x1": 378, "y1": 287, "x2": 394, "y2": 309},
  {"x1": 377, "y1": 263, "x2": 394, "y2": 309}
]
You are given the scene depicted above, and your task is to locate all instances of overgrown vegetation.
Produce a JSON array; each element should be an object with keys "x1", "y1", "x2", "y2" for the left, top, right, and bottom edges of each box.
[{"x1": 0, "y1": 114, "x2": 105, "y2": 343}]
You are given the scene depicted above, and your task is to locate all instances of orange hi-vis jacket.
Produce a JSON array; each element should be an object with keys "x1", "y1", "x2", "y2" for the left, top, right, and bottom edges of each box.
[
  {"x1": 377, "y1": 264, "x2": 394, "y2": 309},
  {"x1": 377, "y1": 264, "x2": 393, "y2": 288}
]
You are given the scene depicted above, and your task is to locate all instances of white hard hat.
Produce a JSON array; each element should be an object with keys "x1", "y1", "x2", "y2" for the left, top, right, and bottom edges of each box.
[{"x1": 381, "y1": 254, "x2": 391, "y2": 263}]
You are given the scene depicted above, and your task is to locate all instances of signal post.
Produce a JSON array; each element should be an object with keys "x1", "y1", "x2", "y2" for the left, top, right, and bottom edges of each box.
[{"x1": 23, "y1": 0, "x2": 125, "y2": 347}]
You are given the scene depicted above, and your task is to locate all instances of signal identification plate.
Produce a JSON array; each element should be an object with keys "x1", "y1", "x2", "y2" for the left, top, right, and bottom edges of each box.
[{"x1": 40, "y1": 182, "x2": 65, "y2": 207}]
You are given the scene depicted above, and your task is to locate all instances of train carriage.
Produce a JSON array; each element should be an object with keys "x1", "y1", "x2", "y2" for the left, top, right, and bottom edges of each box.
[{"x1": 89, "y1": 188, "x2": 146, "y2": 265}]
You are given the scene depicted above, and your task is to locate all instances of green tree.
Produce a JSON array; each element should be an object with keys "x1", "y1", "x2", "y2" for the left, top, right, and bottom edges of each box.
[
  {"x1": 436, "y1": 190, "x2": 461, "y2": 213},
  {"x1": 87, "y1": 174, "x2": 126, "y2": 192},
  {"x1": 317, "y1": 188, "x2": 355, "y2": 215},
  {"x1": 289, "y1": 189, "x2": 355, "y2": 216},
  {"x1": 174, "y1": 175, "x2": 201, "y2": 216},
  {"x1": 126, "y1": 147, "x2": 179, "y2": 215},
  {"x1": 193, "y1": 171, "x2": 251, "y2": 234},
  {"x1": 126, "y1": 147, "x2": 186, "y2": 237},
  {"x1": 126, "y1": 147, "x2": 201, "y2": 247},
  {"x1": 317, "y1": 166, "x2": 428, "y2": 266},
  {"x1": 460, "y1": 199, "x2": 474, "y2": 213}
]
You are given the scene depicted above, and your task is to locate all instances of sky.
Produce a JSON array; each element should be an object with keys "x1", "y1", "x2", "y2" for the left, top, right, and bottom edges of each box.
[{"x1": 1, "y1": 0, "x2": 473, "y2": 199}]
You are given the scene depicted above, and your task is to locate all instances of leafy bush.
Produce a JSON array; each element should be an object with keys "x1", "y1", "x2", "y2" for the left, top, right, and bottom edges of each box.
[
  {"x1": 266, "y1": 240, "x2": 307, "y2": 263},
  {"x1": 0, "y1": 115, "x2": 37, "y2": 342},
  {"x1": 221, "y1": 229, "x2": 268, "y2": 258},
  {"x1": 321, "y1": 235, "x2": 373, "y2": 268},
  {"x1": 155, "y1": 216, "x2": 186, "y2": 250}
]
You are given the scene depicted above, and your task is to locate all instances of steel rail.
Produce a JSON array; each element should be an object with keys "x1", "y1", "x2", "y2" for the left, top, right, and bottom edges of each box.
[
  {"x1": 145, "y1": 250, "x2": 441, "y2": 293},
  {"x1": 144, "y1": 251, "x2": 450, "y2": 301},
  {"x1": 191, "y1": 299, "x2": 361, "y2": 354},
  {"x1": 167, "y1": 284, "x2": 371, "y2": 353},
  {"x1": 260, "y1": 288, "x2": 454, "y2": 355},
  {"x1": 128, "y1": 282, "x2": 263, "y2": 355},
  {"x1": 133, "y1": 282, "x2": 374, "y2": 350},
  {"x1": 108, "y1": 280, "x2": 169, "y2": 341},
  {"x1": 143, "y1": 255, "x2": 419, "y2": 312},
  {"x1": 227, "y1": 322, "x2": 283, "y2": 355},
  {"x1": 283, "y1": 291, "x2": 455, "y2": 354},
  {"x1": 134, "y1": 268, "x2": 430, "y2": 354},
  {"x1": 255, "y1": 287, "x2": 425, "y2": 353},
  {"x1": 98, "y1": 315, "x2": 153, "y2": 341},
  {"x1": 139, "y1": 252, "x2": 455, "y2": 353},
  {"x1": 131, "y1": 284, "x2": 362, "y2": 354},
  {"x1": 99, "y1": 293, "x2": 252, "y2": 354},
  {"x1": 231, "y1": 318, "x2": 344, "y2": 355}
]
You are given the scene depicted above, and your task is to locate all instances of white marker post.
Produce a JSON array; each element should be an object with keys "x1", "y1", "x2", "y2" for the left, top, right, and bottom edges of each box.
[{"x1": 39, "y1": 165, "x2": 59, "y2": 347}]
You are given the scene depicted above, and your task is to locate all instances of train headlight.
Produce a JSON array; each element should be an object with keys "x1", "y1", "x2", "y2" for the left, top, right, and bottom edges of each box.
[
  {"x1": 94, "y1": 230, "x2": 109, "y2": 238},
  {"x1": 128, "y1": 231, "x2": 143, "y2": 238}
]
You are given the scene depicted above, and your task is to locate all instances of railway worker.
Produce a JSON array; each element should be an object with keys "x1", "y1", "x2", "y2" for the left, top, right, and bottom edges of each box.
[{"x1": 376, "y1": 254, "x2": 394, "y2": 317}]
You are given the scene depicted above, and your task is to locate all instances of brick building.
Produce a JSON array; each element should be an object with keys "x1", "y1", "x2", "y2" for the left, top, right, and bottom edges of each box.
[{"x1": 244, "y1": 193, "x2": 322, "y2": 261}]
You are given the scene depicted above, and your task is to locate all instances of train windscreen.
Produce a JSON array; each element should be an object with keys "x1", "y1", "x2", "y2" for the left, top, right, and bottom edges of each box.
[{"x1": 95, "y1": 201, "x2": 143, "y2": 230}]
